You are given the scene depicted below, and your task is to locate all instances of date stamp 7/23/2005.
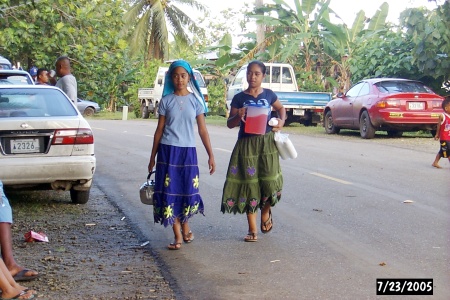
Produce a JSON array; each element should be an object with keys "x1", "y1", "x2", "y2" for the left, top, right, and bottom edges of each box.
[{"x1": 376, "y1": 278, "x2": 433, "y2": 295}]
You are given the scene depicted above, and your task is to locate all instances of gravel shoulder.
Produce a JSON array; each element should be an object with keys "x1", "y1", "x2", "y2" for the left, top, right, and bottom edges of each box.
[{"x1": 8, "y1": 186, "x2": 175, "y2": 300}]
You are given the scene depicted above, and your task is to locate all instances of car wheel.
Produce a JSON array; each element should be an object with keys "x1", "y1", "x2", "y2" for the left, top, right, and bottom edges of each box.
[
  {"x1": 387, "y1": 130, "x2": 403, "y2": 138},
  {"x1": 70, "y1": 188, "x2": 90, "y2": 204},
  {"x1": 430, "y1": 129, "x2": 437, "y2": 137},
  {"x1": 141, "y1": 103, "x2": 149, "y2": 119},
  {"x1": 83, "y1": 107, "x2": 95, "y2": 117},
  {"x1": 324, "y1": 110, "x2": 340, "y2": 134},
  {"x1": 359, "y1": 111, "x2": 376, "y2": 139},
  {"x1": 153, "y1": 102, "x2": 159, "y2": 118}
]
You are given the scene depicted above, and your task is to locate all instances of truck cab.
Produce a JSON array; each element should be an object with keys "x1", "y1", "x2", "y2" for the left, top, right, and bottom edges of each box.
[
  {"x1": 139, "y1": 66, "x2": 209, "y2": 119},
  {"x1": 226, "y1": 62, "x2": 331, "y2": 126},
  {"x1": 227, "y1": 63, "x2": 298, "y2": 107}
]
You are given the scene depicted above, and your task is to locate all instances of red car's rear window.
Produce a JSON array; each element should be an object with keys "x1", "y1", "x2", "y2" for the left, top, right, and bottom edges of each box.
[{"x1": 375, "y1": 81, "x2": 433, "y2": 94}]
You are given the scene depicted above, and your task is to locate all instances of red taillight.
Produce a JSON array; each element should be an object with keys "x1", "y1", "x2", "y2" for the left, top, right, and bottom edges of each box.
[
  {"x1": 432, "y1": 100, "x2": 442, "y2": 108},
  {"x1": 52, "y1": 128, "x2": 94, "y2": 145},
  {"x1": 376, "y1": 100, "x2": 400, "y2": 108}
]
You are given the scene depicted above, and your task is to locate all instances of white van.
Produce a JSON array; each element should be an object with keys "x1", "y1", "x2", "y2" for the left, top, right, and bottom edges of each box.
[
  {"x1": 154, "y1": 67, "x2": 209, "y2": 103},
  {"x1": 226, "y1": 63, "x2": 298, "y2": 108},
  {"x1": 139, "y1": 66, "x2": 209, "y2": 118},
  {"x1": 0, "y1": 55, "x2": 12, "y2": 70}
]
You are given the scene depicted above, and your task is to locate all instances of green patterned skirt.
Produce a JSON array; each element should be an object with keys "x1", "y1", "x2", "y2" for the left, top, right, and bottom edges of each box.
[{"x1": 221, "y1": 131, "x2": 283, "y2": 214}]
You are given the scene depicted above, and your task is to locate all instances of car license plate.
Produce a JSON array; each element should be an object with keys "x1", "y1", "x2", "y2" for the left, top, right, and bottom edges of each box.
[
  {"x1": 408, "y1": 102, "x2": 425, "y2": 110},
  {"x1": 293, "y1": 109, "x2": 305, "y2": 116},
  {"x1": 11, "y1": 139, "x2": 40, "y2": 154}
]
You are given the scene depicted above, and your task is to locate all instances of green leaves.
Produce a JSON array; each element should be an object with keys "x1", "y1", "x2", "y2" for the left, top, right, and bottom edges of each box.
[{"x1": 0, "y1": 0, "x2": 131, "y2": 109}]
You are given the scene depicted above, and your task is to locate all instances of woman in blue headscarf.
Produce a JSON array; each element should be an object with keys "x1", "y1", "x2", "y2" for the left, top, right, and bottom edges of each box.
[{"x1": 148, "y1": 60, "x2": 216, "y2": 250}]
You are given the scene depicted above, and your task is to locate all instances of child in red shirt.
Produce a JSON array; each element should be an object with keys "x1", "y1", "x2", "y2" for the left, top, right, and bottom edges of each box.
[{"x1": 432, "y1": 96, "x2": 450, "y2": 168}]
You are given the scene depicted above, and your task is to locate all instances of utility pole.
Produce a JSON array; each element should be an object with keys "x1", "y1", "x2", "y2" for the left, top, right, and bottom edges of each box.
[{"x1": 255, "y1": 0, "x2": 265, "y2": 54}]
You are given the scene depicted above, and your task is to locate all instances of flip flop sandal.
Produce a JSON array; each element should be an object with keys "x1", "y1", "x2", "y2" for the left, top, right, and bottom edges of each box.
[
  {"x1": 167, "y1": 242, "x2": 181, "y2": 250},
  {"x1": 12, "y1": 269, "x2": 39, "y2": 282},
  {"x1": 244, "y1": 232, "x2": 258, "y2": 242},
  {"x1": 182, "y1": 231, "x2": 194, "y2": 243},
  {"x1": 261, "y1": 209, "x2": 273, "y2": 234},
  {"x1": 2, "y1": 290, "x2": 35, "y2": 300}
]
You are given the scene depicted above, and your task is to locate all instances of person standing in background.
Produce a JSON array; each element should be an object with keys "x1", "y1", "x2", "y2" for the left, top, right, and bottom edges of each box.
[
  {"x1": 28, "y1": 67, "x2": 38, "y2": 83},
  {"x1": 55, "y1": 56, "x2": 77, "y2": 102},
  {"x1": 35, "y1": 68, "x2": 50, "y2": 85}
]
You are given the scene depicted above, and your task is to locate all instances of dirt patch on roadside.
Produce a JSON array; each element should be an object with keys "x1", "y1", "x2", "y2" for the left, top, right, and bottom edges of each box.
[{"x1": 7, "y1": 186, "x2": 175, "y2": 300}]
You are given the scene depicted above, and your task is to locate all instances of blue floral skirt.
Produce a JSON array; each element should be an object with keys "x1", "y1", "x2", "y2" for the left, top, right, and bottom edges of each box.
[
  {"x1": 221, "y1": 131, "x2": 283, "y2": 214},
  {"x1": 153, "y1": 144, "x2": 204, "y2": 227}
]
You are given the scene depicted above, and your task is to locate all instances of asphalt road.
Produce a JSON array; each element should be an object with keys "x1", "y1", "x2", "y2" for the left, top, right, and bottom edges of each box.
[{"x1": 88, "y1": 119, "x2": 449, "y2": 300}]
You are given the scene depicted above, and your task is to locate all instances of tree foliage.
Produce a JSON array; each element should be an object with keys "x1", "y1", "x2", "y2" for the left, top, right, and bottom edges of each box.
[
  {"x1": 0, "y1": 0, "x2": 131, "y2": 110},
  {"x1": 122, "y1": 0, "x2": 207, "y2": 61},
  {"x1": 349, "y1": 30, "x2": 419, "y2": 81},
  {"x1": 400, "y1": 2, "x2": 450, "y2": 93}
]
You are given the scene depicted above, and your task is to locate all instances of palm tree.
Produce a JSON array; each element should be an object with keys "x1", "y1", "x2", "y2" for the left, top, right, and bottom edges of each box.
[{"x1": 123, "y1": 0, "x2": 207, "y2": 61}]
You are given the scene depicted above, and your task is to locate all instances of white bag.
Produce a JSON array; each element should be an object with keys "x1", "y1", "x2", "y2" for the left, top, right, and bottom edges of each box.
[{"x1": 274, "y1": 131, "x2": 297, "y2": 160}]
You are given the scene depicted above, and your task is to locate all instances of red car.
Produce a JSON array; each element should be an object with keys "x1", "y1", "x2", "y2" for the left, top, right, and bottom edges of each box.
[{"x1": 323, "y1": 78, "x2": 444, "y2": 138}]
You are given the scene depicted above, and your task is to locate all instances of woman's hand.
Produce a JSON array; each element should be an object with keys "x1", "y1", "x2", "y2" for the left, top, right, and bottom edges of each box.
[
  {"x1": 227, "y1": 107, "x2": 247, "y2": 128},
  {"x1": 237, "y1": 107, "x2": 246, "y2": 119},
  {"x1": 271, "y1": 118, "x2": 285, "y2": 132},
  {"x1": 208, "y1": 157, "x2": 216, "y2": 175},
  {"x1": 148, "y1": 157, "x2": 155, "y2": 173}
]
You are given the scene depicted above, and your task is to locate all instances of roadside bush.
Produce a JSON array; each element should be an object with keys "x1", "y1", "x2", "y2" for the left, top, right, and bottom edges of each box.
[{"x1": 206, "y1": 78, "x2": 227, "y2": 116}]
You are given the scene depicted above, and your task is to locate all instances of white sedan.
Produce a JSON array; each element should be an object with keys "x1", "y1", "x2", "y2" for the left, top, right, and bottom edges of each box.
[{"x1": 0, "y1": 85, "x2": 96, "y2": 203}]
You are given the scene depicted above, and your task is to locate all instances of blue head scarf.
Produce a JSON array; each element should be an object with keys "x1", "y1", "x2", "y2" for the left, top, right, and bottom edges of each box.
[{"x1": 162, "y1": 60, "x2": 208, "y2": 114}]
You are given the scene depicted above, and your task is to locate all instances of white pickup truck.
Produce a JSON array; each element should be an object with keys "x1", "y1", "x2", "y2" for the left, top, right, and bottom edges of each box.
[
  {"x1": 227, "y1": 62, "x2": 331, "y2": 126},
  {"x1": 138, "y1": 67, "x2": 209, "y2": 119}
]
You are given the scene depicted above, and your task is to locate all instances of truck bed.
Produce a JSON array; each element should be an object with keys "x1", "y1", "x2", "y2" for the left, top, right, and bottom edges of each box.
[{"x1": 276, "y1": 91, "x2": 331, "y2": 108}]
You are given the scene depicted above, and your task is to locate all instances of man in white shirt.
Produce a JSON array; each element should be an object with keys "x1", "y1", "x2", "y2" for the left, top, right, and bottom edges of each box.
[{"x1": 55, "y1": 56, "x2": 77, "y2": 102}]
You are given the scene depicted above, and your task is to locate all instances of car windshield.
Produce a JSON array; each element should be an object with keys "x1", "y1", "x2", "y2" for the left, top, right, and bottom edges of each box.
[
  {"x1": 0, "y1": 74, "x2": 32, "y2": 85},
  {"x1": 193, "y1": 72, "x2": 206, "y2": 87},
  {"x1": 375, "y1": 81, "x2": 432, "y2": 93},
  {"x1": 0, "y1": 88, "x2": 78, "y2": 118},
  {"x1": 0, "y1": 64, "x2": 12, "y2": 70}
]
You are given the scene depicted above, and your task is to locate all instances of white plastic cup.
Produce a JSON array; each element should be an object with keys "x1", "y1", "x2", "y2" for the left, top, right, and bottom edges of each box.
[{"x1": 268, "y1": 117, "x2": 278, "y2": 126}]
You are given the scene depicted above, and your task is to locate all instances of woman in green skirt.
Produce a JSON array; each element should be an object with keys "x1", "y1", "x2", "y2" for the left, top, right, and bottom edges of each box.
[{"x1": 221, "y1": 60, "x2": 286, "y2": 242}]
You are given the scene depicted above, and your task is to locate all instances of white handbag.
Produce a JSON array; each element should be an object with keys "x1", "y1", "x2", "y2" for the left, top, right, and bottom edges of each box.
[
  {"x1": 274, "y1": 131, "x2": 297, "y2": 160},
  {"x1": 139, "y1": 172, "x2": 155, "y2": 205}
]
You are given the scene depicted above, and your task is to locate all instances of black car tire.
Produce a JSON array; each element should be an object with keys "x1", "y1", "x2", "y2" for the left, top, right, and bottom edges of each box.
[
  {"x1": 387, "y1": 130, "x2": 403, "y2": 138},
  {"x1": 324, "y1": 110, "x2": 340, "y2": 134},
  {"x1": 153, "y1": 102, "x2": 159, "y2": 118},
  {"x1": 430, "y1": 129, "x2": 437, "y2": 137},
  {"x1": 359, "y1": 111, "x2": 376, "y2": 139},
  {"x1": 83, "y1": 107, "x2": 95, "y2": 117},
  {"x1": 141, "y1": 103, "x2": 149, "y2": 119},
  {"x1": 70, "y1": 188, "x2": 90, "y2": 204}
]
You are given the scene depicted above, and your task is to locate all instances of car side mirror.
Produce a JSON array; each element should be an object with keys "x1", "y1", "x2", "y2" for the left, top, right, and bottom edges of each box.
[{"x1": 336, "y1": 92, "x2": 344, "y2": 98}]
